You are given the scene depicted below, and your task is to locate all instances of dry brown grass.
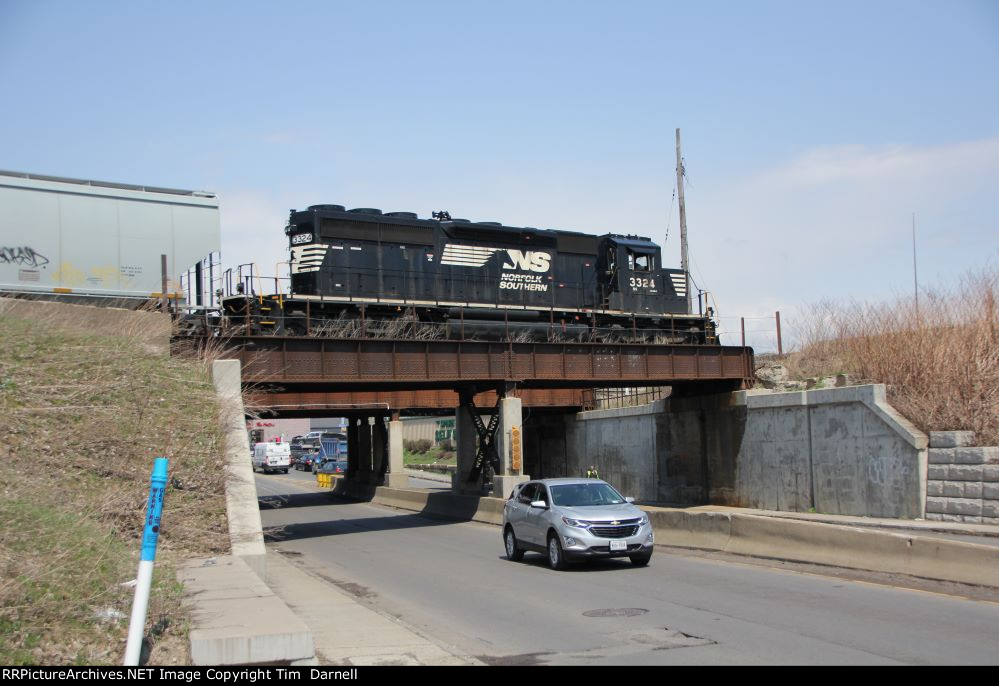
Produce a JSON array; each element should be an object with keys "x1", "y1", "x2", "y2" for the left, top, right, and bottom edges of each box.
[
  {"x1": 307, "y1": 311, "x2": 445, "y2": 340},
  {"x1": 789, "y1": 267, "x2": 999, "y2": 444},
  {"x1": 0, "y1": 298, "x2": 228, "y2": 664}
]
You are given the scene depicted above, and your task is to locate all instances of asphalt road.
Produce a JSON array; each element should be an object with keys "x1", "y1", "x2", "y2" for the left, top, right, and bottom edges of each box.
[{"x1": 255, "y1": 471, "x2": 999, "y2": 665}]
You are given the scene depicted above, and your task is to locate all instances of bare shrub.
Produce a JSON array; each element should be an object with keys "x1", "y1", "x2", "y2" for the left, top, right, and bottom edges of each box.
[
  {"x1": 791, "y1": 267, "x2": 999, "y2": 443},
  {"x1": 311, "y1": 311, "x2": 360, "y2": 338}
]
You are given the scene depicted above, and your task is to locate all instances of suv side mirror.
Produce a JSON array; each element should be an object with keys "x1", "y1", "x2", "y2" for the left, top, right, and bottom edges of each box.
[
  {"x1": 625, "y1": 497, "x2": 635, "y2": 503},
  {"x1": 530, "y1": 500, "x2": 548, "y2": 509}
]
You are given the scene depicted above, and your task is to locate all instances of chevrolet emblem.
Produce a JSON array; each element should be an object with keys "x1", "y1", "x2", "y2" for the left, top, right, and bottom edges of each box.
[{"x1": 611, "y1": 520, "x2": 619, "y2": 525}]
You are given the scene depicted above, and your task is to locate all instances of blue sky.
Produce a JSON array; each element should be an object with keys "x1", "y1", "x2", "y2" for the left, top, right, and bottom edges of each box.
[{"x1": 2, "y1": 0, "x2": 997, "y2": 349}]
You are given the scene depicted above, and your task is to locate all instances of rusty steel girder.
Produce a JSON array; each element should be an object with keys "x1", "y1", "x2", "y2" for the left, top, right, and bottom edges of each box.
[
  {"x1": 217, "y1": 336, "x2": 754, "y2": 390},
  {"x1": 244, "y1": 387, "x2": 587, "y2": 414}
]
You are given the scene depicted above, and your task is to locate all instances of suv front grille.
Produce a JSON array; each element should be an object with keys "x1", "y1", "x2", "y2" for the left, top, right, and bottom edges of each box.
[{"x1": 590, "y1": 520, "x2": 641, "y2": 538}]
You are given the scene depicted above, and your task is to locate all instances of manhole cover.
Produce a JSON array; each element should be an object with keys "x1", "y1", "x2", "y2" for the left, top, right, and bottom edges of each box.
[{"x1": 582, "y1": 608, "x2": 649, "y2": 618}]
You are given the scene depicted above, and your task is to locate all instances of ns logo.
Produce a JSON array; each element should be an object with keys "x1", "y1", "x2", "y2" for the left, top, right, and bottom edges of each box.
[{"x1": 502, "y1": 250, "x2": 551, "y2": 273}]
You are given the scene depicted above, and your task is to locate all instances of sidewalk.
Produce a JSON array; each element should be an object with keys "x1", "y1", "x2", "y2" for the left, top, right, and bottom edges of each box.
[
  {"x1": 265, "y1": 548, "x2": 482, "y2": 666},
  {"x1": 678, "y1": 504, "x2": 999, "y2": 547},
  {"x1": 404, "y1": 467, "x2": 452, "y2": 483}
]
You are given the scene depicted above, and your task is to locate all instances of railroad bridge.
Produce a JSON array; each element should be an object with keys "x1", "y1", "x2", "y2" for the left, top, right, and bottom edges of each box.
[{"x1": 200, "y1": 334, "x2": 754, "y2": 495}]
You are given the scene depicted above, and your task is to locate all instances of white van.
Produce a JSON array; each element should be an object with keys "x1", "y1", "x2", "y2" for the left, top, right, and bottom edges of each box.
[{"x1": 252, "y1": 442, "x2": 291, "y2": 474}]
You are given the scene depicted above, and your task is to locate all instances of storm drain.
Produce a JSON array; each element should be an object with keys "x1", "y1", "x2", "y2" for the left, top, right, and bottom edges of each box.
[{"x1": 582, "y1": 608, "x2": 649, "y2": 618}]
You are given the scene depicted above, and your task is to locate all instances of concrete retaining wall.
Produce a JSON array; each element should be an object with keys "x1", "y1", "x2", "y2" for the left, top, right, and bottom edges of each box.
[
  {"x1": 524, "y1": 384, "x2": 929, "y2": 519},
  {"x1": 732, "y1": 385, "x2": 927, "y2": 518},
  {"x1": 212, "y1": 359, "x2": 267, "y2": 578},
  {"x1": 522, "y1": 400, "x2": 668, "y2": 502},
  {"x1": 926, "y1": 431, "x2": 999, "y2": 524}
]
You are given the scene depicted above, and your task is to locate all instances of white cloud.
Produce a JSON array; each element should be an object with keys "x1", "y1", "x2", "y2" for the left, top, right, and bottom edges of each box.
[{"x1": 758, "y1": 138, "x2": 999, "y2": 187}]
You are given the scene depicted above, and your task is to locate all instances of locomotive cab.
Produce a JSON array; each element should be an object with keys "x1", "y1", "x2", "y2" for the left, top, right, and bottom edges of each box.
[{"x1": 599, "y1": 236, "x2": 689, "y2": 316}]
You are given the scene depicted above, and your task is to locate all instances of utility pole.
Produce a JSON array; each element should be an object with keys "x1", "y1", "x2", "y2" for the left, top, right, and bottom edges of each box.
[{"x1": 675, "y1": 128, "x2": 691, "y2": 314}]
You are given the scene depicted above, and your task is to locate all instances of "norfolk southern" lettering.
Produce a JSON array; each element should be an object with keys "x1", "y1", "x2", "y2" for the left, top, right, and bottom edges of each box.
[{"x1": 502, "y1": 250, "x2": 551, "y2": 273}]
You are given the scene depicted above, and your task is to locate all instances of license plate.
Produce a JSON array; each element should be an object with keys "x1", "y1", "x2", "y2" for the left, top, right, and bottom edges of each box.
[{"x1": 609, "y1": 540, "x2": 627, "y2": 551}]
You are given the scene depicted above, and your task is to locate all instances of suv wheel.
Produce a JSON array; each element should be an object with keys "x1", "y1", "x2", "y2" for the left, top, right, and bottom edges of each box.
[
  {"x1": 547, "y1": 532, "x2": 567, "y2": 571},
  {"x1": 629, "y1": 552, "x2": 652, "y2": 567},
  {"x1": 504, "y1": 527, "x2": 524, "y2": 562}
]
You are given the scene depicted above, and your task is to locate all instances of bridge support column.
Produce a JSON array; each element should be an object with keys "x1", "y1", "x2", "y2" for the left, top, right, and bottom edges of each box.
[
  {"x1": 492, "y1": 396, "x2": 529, "y2": 499},
  {"x1": 358, "y1": 417, "x2": 374, "y2": 484},
  {"x1": 372, "y1": 416, "x2": 387, "y2": 484},
  {"x1": 385, "y1": 412, "x2": 408, "y2": 488},
  {"x1": 452, "y1": 403, "x2": 479, "y2": 494},
  {"x1": 346, "y1": 417, "x2": 360, "y2": 481}
]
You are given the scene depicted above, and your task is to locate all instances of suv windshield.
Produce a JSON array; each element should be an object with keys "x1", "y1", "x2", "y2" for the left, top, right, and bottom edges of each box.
[{"x1": 550, "y1": 482, "x2": 626, "y2": 507}]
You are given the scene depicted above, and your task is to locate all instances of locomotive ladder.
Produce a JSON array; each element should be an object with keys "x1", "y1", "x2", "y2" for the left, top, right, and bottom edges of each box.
[{"x1": 459, "y1": 390, "x2": 503, "y2": 485}]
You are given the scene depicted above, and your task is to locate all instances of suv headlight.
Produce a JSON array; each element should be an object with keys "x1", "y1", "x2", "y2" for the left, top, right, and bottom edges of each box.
[
  {"x1": 561, "y1": 516, "x2": 590, "y2": 529},
  {"x1": 639, "y1": 515, "x2": 650, "y2": 526}
]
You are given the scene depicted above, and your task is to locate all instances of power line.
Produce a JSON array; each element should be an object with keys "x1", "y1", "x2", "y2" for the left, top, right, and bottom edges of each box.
[{"x1": 663, "y1": 185, "x2": 676, "y2": 246}]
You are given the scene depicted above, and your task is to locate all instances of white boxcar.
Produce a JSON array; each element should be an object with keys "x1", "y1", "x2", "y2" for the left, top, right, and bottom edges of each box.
[{"x1": 0, "y1": 170, "x2": 220, "y2": 301}]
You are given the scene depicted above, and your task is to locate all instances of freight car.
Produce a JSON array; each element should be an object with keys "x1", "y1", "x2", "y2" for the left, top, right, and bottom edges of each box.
[
  {"x1": 213, "y1": 204, "x2": 718, "y2": 343},
  {"x1": 0, "y1": 169, "x2": 219, "y2": 304}
]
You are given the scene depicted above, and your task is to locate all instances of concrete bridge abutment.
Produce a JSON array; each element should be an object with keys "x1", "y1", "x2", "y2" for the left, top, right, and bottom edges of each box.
[
  {"x1": 385, "y1": 414, "x2": 408, "y2": 488},
  {"x1": 492, "y1": 396, "x2": 529, "y2": 499}
]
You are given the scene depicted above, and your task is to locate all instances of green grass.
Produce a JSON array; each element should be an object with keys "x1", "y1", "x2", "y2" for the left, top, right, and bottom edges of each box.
[
  {"x1": 0, "y1": 496, "x2": 132, "y2": 664},
  {"x1": 0, "y1": 308, "x2": 228, "y2": 664}
]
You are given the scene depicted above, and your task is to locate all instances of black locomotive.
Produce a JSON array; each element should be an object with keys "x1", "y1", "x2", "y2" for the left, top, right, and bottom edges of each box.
[{"x1": 216, "y1": 204, "x2": 717, "y2": 343}]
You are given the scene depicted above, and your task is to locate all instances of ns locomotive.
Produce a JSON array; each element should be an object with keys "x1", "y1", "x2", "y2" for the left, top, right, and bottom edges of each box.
[{"x1": 217, "y1": 204, "x2": 718, "y2": 344}]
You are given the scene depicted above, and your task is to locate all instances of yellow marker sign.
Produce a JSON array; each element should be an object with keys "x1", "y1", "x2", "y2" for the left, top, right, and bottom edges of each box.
[{"x1": 511, "y1": 426, "x2": 522, "y2": 472}]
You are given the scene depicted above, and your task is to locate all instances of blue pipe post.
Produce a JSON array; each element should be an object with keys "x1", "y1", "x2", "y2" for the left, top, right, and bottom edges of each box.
[{"x1": 124, "y1": 457, "x2": 168, "y2": 665}]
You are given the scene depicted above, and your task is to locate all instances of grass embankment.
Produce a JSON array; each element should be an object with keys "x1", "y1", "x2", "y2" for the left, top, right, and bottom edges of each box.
[
  {"x1": 0, "y1": 302, "x2": 228, "y2": 664},
  {"x1": 784, "y1": 267, "x2": 999, "y2": 444},
  {"x1": 403, "y1": 447, "x2": 457, "y2": 467},
  {"x1": 402, "y1": 437, "x2": 456, "y2": 467}
]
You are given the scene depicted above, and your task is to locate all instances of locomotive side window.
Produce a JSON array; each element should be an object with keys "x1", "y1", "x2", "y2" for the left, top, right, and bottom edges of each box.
[{"x1": 628, "y1": 251, "x2": 653, "y2": 272}]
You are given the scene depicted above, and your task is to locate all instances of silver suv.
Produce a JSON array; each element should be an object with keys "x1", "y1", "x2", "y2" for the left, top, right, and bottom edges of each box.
[{"x1": 502, "y1": 478, "x2": 654, "y2": 570}]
